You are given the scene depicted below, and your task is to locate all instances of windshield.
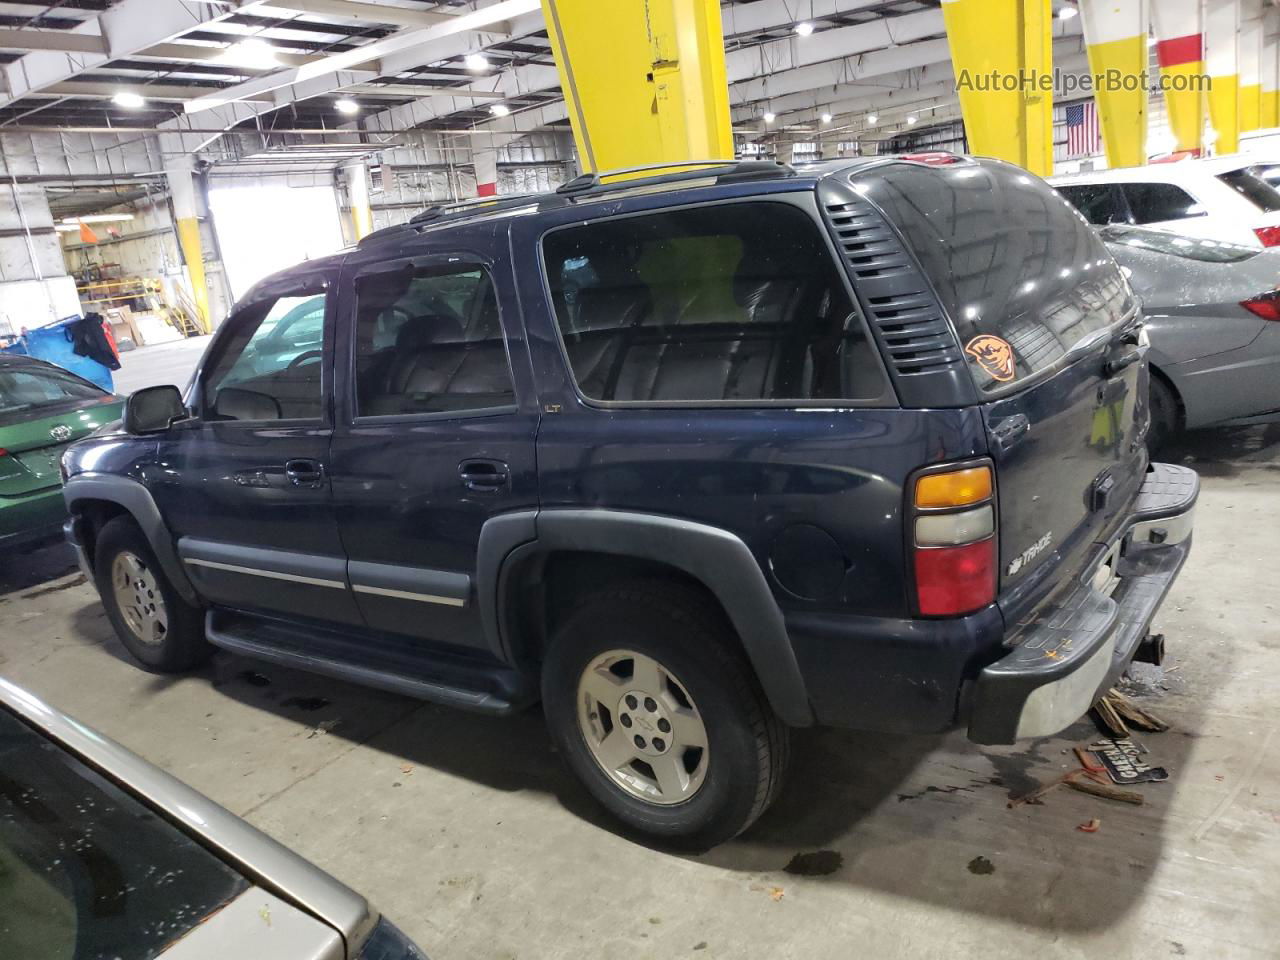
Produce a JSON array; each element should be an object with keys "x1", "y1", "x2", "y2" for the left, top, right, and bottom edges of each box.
[
  {"x1": 1216, "y1": 167, "x2": 1280, "y2": 212},
  {"x1": 1098, "y1": 225, "x2": 1259, "y2": 262},
  {"x1": 0, "y1": 366, "x2": 104, "y2": 419},
  {"x1": 0, "y1": 707, "x2": 249, "y2": 960}
]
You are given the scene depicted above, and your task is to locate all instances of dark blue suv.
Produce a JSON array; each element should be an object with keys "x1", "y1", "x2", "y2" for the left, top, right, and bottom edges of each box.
[{"x1": 63, "y1": 157, "x2": 1198, "y2": 846}]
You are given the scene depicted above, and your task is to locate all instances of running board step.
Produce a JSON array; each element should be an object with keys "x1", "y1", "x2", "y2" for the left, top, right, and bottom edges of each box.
[{"x1": 205, "y1": 610, "x2": 535, "y2": 715}]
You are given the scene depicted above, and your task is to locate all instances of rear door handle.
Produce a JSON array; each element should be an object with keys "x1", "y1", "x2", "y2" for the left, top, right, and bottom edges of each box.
[
  {"x1": 458, "y1": 458, "x2": 509, "y2": 492},
  {"x1": 284, "y1": 458, "x2": 325, "y2": 488}
]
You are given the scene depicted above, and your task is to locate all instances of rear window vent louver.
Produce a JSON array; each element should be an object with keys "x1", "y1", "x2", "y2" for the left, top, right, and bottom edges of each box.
[{"x1": 824, "y1": 199, "x2": 962, "y2": 377}]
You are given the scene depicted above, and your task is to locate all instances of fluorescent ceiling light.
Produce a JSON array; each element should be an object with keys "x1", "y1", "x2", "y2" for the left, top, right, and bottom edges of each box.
[
  {"x1": 218, "y1": 37, "x2": 280, "y2": 70},
  {"x1": 1058, "y1": 5, "x2": 1078, "y2": 19},
  {"x1": 866, "y1": 114, "x2": 878, "y2": 125},
  {"x1": 794, "y1": 21, "x2": 814, "y2": 36},
  {"x1": 490, "y1": 103, "x2": 510, "y2": 117},
  {"x1": 906, "y1": 115, "x2": 918, "y2": 125},
  {"x1": 763, "y1": 111, "x2": 776, "y2": 123},
  {"x1": 335, "y1": 98, "x2": 360, "y2": 115},
  {"x1": 111, "y1": 91, "x2": 145, "y2": 109},
  {"x1": 821, "y1": 112, "x2": 833, "y2": 124},
  {"x1": 61, "y1": 214, "x2": 135, "y2": 224},
  {"x1": 464, "y1": 53, "x2": 490, "y2": 72}
]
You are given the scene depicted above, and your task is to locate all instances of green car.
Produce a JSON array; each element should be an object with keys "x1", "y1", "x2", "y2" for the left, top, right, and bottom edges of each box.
[{"x1": 0, "y1": 354, "x2": 124, "y2": 552}]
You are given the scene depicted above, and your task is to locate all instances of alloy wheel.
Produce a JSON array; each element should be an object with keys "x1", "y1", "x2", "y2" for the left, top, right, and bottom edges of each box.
[{"x1": 111, "y1": 551, "x2": 168, "y2": 646}]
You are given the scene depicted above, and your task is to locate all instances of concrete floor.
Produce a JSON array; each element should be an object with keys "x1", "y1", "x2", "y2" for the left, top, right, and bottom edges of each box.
[{"x1": 3, "y1": 338, "x2": 1277, "y2": 959}]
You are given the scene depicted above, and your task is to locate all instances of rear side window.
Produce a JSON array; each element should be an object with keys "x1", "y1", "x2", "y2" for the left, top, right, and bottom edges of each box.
[
  {"x1": 353, "y1": 264, "x2": 515, "y2": 417},
  {"x1": 854, "y1": 161, "x2": 1135, "y2": 394},
  {"x1": 1216, "y1": 168, "x2": 1280, "y2": 212},
  {"x1": 1119, "y1": 182, "x2": 1204, "y2": 223},
  {"x1": 541, "y1": 202, "x2": 887, "y2": 404},
  {"x1": 0, "y1": 366, "x2": 103, "y2": 418},
  {"x1": 1056, "y1": 183, "x2": 1129, "y2": 225}
]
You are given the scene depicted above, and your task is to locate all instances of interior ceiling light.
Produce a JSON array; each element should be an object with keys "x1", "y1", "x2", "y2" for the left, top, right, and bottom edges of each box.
[
  {"x1": 335, "y1": 98, "x2": 360, "y2": 115},
  {"x1": 794, "y1": 21, "x2": 814, "y2": 36},
  {"x1": 821, "y1": 112, "x2": 833, "y2": 124},
  {"x1": 906, "y1": 115, "x2": 918, "y2": 125},
  {"x1": 1058, "y1": 5, "x2": 1078, "y2": 19},
  {"x1": 111, "y1": 91, "x2": 145, "y2": 109},
  {"x1": 218, "y1": 37, "x2": 280, "y2": 70},
  {"x1": 763, "y1": 111, "x2": 776, "y2": 123},
  {"x1": 60, "y1": 214, "x2": 135, "y2": 224},
  {"x1": 490, "y1": 103, "x2": 510, "y2": 117},
  {"x1": 464, "y1": 53, "x2": 490, "y2": 72},
  {"x1": 866, "y1": 114, "x2": 878, "y2": 125}
]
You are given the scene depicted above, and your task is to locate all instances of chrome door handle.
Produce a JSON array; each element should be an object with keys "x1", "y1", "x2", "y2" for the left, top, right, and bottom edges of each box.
[{"x1": 284, "y1": 459, "x2": 325, "y2": 488}]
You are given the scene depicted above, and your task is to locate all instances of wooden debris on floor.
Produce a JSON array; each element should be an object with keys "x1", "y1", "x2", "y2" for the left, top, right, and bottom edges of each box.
[{"x1": 1091, "y1": 687, "x2": 1170, "y2": 738}]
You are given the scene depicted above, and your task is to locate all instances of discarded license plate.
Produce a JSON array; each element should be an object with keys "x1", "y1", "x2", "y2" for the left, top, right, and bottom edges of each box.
[{"x1": 1089, "y1": 738, "x2": 1169, "y2": 784}]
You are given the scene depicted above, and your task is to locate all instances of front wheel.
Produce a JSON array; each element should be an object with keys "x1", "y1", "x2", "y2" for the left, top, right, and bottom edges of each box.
[
  {"x1": 94, "y1": 516, "x2": 210, "y2": 672},
  {"x1": 542, "y1": 580, "x2": 789, "y2": 847}
]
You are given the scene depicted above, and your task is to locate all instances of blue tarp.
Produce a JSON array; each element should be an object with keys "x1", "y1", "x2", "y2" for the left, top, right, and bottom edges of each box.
[{"x1": 0, "y1": 315, "x2": 115, "y2": 392}]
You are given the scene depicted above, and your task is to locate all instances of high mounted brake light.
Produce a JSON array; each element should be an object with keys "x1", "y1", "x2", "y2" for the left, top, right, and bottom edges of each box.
[{"x1": 911, "y1": 464, "x2": 997, "y2": 617}]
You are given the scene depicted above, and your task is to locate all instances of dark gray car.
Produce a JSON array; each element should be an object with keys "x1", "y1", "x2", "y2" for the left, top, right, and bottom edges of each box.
[
  {"x1": 0, "y1": 676, "x2": 425, "y2": 960},
  {"x1": 1100, "y1": 225, "x2": 1280, "y2": 445}
]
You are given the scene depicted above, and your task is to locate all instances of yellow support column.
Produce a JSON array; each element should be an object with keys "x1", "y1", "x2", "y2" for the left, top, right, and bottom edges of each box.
[
  {"x1": 1264, "y1": 10, "x2": 1280, "y2": 128},
  {"x1": 1205, "y1": 0, "x2": 1241, "y2": 154},
  {"x1": 541, "y1": 0, "x2": 733, "y2": 173},
  {"x1": 1079, "y1": 0, "x2": 1148, "y2": 168},
  {"x1": 343, "y1": 162, "x2": 373, "y2": 242},
  {"x1": 943, "y1": 0, "x2": 1053, "y2": 176},
  {"x1": 164, "y1": 159, "x2": 211, "y2": 335},
  {"x1": 1240, "y1": 0, "x2": 1264, "y2": 132},
  {"x1": 1152, "y1": 0, "x2": 1206, "y2": 153}
]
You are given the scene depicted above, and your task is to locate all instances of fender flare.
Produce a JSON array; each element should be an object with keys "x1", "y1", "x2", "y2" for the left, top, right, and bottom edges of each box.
[
  {"x1": 477, "y1": 509, "x2": 815, "y2": 727},
  {"x1": 62, "y1": 473, "x2": 200, "y2": 605}
]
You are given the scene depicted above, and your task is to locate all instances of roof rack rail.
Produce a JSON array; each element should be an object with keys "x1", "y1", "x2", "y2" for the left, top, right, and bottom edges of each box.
[
  {"x1": 408, "y1": 192, "x2": 541, "y2": 224},
  {"x1": 556, "y1": 159, "x2": 791, "y2": 195}
]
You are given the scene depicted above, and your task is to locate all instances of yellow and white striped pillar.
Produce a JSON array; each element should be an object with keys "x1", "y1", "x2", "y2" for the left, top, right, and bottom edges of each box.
[
  {"x1": 941, "y1": 0, "x2": 1054, "y2": 176},
  {"x1": 342, "y1": 161, "x2": 374, "y2": 243},
  {"x1": 1263, "y1": 7, "x2": 1280, "y2": 128},
  {"x1": 164, "y1": 158, "x2": 211, "y2": 335},
  {"x1": 1079, "y1": 0, "x2": 1148, "y2": 168},
  {"x1": 1239, "y1": 0, "x2": 1265, "y2": 132},
  {"x1": 1205, "y1": 0, "x2": 1241, "y2": 154},
  {"x1": 1152, "y1": 0, "x2": 1205, "y2": 153}
]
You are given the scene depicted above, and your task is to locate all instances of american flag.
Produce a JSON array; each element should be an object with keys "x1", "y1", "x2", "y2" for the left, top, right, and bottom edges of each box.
[{"x1": 1065, "y1": 101, "x2": 1102, "y2": 157}]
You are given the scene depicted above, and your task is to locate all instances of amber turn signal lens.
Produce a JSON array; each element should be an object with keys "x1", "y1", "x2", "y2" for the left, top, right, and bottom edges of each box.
[{"x1": 915, "y1": 466, "x2": 993, "y2": 509}]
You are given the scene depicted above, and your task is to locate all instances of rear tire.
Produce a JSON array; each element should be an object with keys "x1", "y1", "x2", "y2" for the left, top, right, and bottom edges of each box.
[
  {"x1": 1148, "y1": 374, "x2": 1179, "y2": 453},
  {"x1": 542, "y1": 579, "x2": 789, "y2": 848},
  {"x1": 94, "y1": 516, "x2": 210, "y2": 673}
]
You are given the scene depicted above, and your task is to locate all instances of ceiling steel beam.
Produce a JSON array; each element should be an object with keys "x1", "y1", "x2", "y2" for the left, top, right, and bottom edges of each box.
[
  {"x1": 254, "y1": 0, "x2": 462, "y2": 28},
  {"x1": 0, "y1": 29, "x2": 105, "y2": 54}
]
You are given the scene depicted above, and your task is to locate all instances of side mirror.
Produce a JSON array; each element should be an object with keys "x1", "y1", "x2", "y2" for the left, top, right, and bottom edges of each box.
[{"x1": 124, "y1": 385, "x2": 187, "y2": 435}]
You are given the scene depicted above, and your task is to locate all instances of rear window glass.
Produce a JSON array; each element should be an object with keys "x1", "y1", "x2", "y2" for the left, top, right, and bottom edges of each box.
[
  {"x1": 0, "y1": 707, "x2": 248, "y2": 960},
  {"x1": 541, "y1": 202, "x2": 888, "y2": 404},
  {"x1": 1099, "y1": 225, "x2": 1258, "y2": 262},
  {"x1": 1056, "y1": 183, "x2": 1129, "y2": 225},
  {"x1": 1216, "y1": 168, "x2": 1280, "y2": 212},
  {"x1": 1120, "y1": 182, "x2": 1204, "y2": 223},
  {"x1": 0, "y1": 365, "x2": 103, "y2": 418},
  {"x1": 853, "y1": 161, "x2": 1135, "y2": 394}
]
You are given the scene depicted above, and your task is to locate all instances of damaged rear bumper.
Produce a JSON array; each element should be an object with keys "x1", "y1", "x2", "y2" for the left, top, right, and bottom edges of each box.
[{"x1": 967, "y1": 463, "x2": 1198, "y2": 745}]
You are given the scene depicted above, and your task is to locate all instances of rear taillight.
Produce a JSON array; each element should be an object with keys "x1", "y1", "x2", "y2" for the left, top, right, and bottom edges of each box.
[
  {"x1": 1254, "y1": 226, "x2": 1280, "y2": 247},
  {"x1": 1241, "y1": 290, "x2": 1280, "y2": 320},
  {"x1": 911, "y1": 463, "x2": 997, "y2": 617}
]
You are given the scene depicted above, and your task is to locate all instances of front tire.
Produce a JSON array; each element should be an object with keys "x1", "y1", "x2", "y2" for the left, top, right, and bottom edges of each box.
[
  {"x1": 94, "y1": 516, "x2": 210, "y2": 672},
  {"x1": 542, "y1": 580, "x2": 789, "y2": 847}
]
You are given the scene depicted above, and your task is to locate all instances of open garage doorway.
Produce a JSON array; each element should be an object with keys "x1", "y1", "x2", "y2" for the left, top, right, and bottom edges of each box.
[{"x1": 208, "y1": 183, "x2": 346, "y2": 300}]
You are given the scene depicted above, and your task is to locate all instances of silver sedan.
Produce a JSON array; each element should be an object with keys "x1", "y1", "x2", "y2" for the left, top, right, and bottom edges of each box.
[{"x1": 1101, "y1": 225, "x2": 1280, "y2": 446}]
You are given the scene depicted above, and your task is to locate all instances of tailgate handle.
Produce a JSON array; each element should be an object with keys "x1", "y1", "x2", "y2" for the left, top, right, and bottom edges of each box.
[
  {"x1": 991, "y1": 413, "x2": 1030, "y2": 452},
  {"x1": 1103, "y1": 348, "x2": 1142, "y2": 377}
]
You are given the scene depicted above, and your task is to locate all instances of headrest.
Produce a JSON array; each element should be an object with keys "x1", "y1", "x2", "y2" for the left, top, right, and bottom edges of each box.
[{"x1": 395, "y1": 313, "x2": 465, "y2": 351}]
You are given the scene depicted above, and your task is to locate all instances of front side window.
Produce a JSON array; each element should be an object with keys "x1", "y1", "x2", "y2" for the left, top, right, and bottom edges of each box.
[
  {"x1": 353, "y1": 264, "x2": 515, "y2": 417},
  {"x1": 202, "y1": 292, "x2": 327, "y2": 421},
  {"x1": 1120, "y1": 182, "x2": 1204, "y2": 224},
  {"x1": 0, "y1": 366, "x2": 104, "y2": 419},
  {"x1": 1056, "y1": 183, "x2": 1129, "y2": 225},
  {"x1": 542, "y1": 202, "x2": 886, "y2": 404}
]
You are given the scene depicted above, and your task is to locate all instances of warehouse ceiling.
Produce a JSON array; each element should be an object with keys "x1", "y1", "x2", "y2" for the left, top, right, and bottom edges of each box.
[{"x1": 0, "y1": 0, "x2": 1083, "y2": 155}]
